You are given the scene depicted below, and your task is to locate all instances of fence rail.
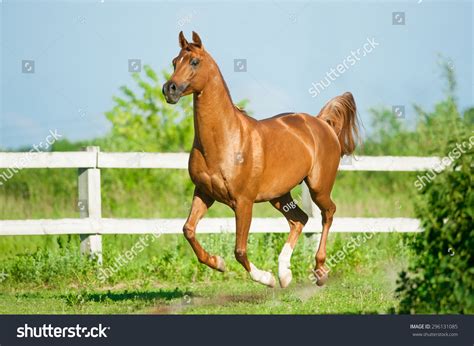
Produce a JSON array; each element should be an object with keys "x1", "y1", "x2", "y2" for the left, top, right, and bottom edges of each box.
[
  {"x1": 0, "y1": 151, "x2": 442, "y2": 171},
  {"x1": 1, "y1": 147, "x2": 439, "y2": 262},
  {"x1": 0, "y1": 217, "x2": 421, "y2": 236}
]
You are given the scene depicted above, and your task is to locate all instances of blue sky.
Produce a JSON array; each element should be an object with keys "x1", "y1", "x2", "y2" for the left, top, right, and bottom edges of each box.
[{"x1": 1, "y1": 0, "x2": 472, "y2": 149}]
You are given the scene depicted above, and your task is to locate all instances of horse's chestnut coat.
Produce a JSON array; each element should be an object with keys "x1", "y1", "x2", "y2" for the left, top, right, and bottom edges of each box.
[{"x1": 163, "y1": 31, "x2": 360, "y2": 288}]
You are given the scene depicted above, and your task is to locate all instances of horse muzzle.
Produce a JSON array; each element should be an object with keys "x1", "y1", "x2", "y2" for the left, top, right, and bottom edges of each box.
[{"x1": 162, "y1": 81, "x2": 186, "y2": 104}]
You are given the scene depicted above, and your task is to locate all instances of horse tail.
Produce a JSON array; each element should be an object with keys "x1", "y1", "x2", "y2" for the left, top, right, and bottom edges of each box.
[{"x1": 317, "y1": 92, "x2": 360, "y2": 156}]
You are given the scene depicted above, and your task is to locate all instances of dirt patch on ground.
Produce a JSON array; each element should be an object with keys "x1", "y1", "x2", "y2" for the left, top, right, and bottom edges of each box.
[
  {"x1": 151, "y1": 281, "x2": 324, "y2": 314},
  {"x1": 152, "y1": 291, "x2": 269, "y2": 314},
  {"x1": 291, "y1": 282, "x2": 325, "y2": 302}
]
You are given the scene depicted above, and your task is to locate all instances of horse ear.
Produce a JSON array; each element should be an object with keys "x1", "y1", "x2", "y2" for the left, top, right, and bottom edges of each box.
[
  {"x1": 192, "y1": 31, "x2": 202, "y2": 48},
  {"x1": 179, "y1": 31, "x2": 189, "y2": 49}
]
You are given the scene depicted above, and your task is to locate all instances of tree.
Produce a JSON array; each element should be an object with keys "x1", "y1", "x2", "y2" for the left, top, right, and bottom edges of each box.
[{"x1": 103, "y1": 65, "x2": 194, "y2": 152}]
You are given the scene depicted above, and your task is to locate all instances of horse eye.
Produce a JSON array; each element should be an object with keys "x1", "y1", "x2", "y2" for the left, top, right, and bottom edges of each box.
[{"x1": 190, "y1": 58, "x2": 200, "y2": 67}]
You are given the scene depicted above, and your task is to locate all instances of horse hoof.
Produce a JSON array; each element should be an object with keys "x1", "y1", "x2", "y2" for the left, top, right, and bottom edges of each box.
[
  {"x1": 266, "y1": 274, "x2": 276, "y2": 288},
  {"x1": 255, "y1": 270, "x2": 276, "y2": 288},
  {"x1": 249, "y1": 263, "x2": 276, "y2": 287},
  {"x1": 279, "y1": 270, "x2": 292, "y2": 288},
  {"x1": 316, "y1": 274, "x2": 328, "y2": 286},
  {"x1": 215, "y1": 256, "x2": 226, "y2": 272}
]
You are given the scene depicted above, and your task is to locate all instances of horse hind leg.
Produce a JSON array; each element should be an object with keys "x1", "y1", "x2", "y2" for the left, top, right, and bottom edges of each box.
[
  {"x1": 270, "y1": 192, "x2": 309, "y2": 288},
  {"x1": 305, "y1": 171, "x2": 337, "y2": 286},
  {"x1": 311, "y1": 193, "x2": 336, "y2": 286}
]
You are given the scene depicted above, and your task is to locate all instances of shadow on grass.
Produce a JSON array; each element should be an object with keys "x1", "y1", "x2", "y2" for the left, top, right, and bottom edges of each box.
[{"x1": 62, "y1": 288, "x2": 190, "y2": 306}]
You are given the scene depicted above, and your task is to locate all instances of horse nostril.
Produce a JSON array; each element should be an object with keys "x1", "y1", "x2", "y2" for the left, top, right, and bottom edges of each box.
[{"x1": 170, "y1": 83, "x2": 177, "y2": 92}]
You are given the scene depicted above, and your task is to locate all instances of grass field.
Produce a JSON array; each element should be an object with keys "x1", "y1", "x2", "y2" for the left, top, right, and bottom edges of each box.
[
  {"x1": 0, "y1": 232, "x2": 410, "y2": 314},
  {"x1": 0, "y1": 166, "x2": 419, "y2": 314}
]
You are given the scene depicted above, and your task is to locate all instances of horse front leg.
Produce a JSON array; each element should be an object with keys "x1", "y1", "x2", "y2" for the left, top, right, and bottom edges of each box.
[
  {"x1": 234, "y1": 200, "x2": 276, "y2": 287},
  {"x1": 183, "y1": 188, "x2": 226, "y2": 272}
]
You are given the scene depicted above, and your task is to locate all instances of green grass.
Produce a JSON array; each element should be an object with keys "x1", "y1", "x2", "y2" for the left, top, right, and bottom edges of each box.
[
  {"x1": 0, "y1": 233, "x2": 411, "y2": 314},
  {"x1": 0, "y1": 169, "x2": 417, "y2": 219},
  {"x1": 0, "y1": 168, "x2": 418, "y2": 314},
  {"x1": 0, "y1": 276, "x2": 397, "y2": 314}
]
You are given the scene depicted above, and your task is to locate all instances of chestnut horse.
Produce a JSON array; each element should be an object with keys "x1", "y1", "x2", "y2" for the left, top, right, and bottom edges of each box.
[{"x1": 163, "y1": 32, "x2": 359, "y2": 288}]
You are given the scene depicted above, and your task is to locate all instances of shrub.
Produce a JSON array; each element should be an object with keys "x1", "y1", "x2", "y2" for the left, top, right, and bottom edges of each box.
[{"x1": 396, "y1": 130, "x2": 473, "y2": 313}]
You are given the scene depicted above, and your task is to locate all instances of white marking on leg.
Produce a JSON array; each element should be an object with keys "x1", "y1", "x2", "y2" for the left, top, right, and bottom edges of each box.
[
  {"x1": 249, "y1": 263, "x2": 275, "y2": 287},
  {"x1": 215, "y1": 255, "x2": 226, "y2": 272},
  {"x1": 278, "y1": 243, "x2": 293, "y2": 288}
]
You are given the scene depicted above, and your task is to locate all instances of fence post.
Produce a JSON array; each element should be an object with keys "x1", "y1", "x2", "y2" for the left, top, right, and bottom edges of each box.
[
  {"x1": 78, "y1": 146, "x2": 102, "y2": 264},
  {"x1": 301, "y1": 184, "x2": 318, "y2": 217},
  {"x1": 301, "y1": 184, "x2": 322, "y2": 245}
]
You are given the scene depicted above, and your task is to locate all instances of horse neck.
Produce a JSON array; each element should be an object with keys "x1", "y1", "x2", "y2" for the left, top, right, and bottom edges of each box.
[{"x1": 193, "y1": 63, "x2": 242, "y2": 150}]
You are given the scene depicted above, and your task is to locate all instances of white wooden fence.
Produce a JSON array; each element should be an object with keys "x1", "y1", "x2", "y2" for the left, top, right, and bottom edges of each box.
[{"x1": 0, "y1": 146, "x2": 441, "y2": 262}]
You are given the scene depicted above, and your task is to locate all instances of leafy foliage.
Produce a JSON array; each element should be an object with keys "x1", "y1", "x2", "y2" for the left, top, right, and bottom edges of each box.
[
  {"x1": 102, "y1": 65, "x2": 194, "y2": 152},
  {"x1": 396, "y1": 129, "x2": 473, "y2": 313}
]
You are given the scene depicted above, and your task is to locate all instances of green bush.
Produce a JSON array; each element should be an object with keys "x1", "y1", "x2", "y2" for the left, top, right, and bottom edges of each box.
[{"x1": 396, "y1": 130, "x2": 473, "y2": 313}]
